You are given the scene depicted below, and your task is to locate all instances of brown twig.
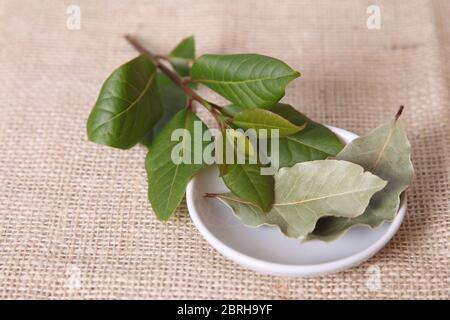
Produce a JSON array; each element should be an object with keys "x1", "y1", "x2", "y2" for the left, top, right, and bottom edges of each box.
[
  {"x1": 154, "y1": 54, "x2": 169, "y2": 61},
  {"x1": 181, "y1": 76, "x2": 192, "y2": 85},
  {"x1": 124, "y1": 34, "x2": 220, "y2": 114}
]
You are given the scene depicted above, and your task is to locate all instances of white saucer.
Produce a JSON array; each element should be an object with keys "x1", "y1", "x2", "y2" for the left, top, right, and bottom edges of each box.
[{"x1": 186, "y1": 127, "x2": 406, "y2": 277}]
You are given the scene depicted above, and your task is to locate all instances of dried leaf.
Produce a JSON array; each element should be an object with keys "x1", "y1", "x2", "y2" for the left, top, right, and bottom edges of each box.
[
  {"x1": 307, "y1": 109, "x2": 414, "y2": 241},
  {"x1": 212, "y1": 160, "x2": 386, "y2": 239}
]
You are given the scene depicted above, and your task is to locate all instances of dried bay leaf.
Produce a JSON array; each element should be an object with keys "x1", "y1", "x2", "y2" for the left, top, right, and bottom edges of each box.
[
  {"x1": 306, "y1": 108, "x2": 414, "y2": 241},
  {"x1": 211, "y1": 160, "x2": 387, "y2": 239}
]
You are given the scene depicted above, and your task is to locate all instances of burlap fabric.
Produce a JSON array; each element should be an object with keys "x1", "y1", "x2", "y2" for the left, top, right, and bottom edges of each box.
[{"x1": 0, "y1": 0, "x2": 448, "y2": 299}]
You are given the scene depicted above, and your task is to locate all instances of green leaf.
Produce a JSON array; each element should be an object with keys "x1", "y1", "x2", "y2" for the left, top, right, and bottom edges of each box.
[
  {"x1": 270, "y1": 104, "x2": 344, "y2": 167},
  {"x1": 146, "y1": 109, "x2": 208, "y2": 221},
  {"x1": 213, "y1": 160, "x2": 387, "y2": 239},
  {"x1": 222, "y1": 163, "x2": 274, "y2": 212},
  {"x1": 141, "y1": 73, "x2": 186, "y2": 148},
  {"x1": 168, "y1": 36, "x2": 195, "y2": 77},
  {"x1": 191, "y1": 54, "x2": 300, "y2": 109},
  {"x1": 221, "y1": 104, "x2": 244, "y2": 117},
  {"x1": 222, "y1": 103, "x2": 344, "y2": 167},
  {"x1": 87, "y1": 55, "x2": 162, "y2": 149},
  {"x1": 306, "y1": 110, "x2": 414, "y2": 241},
  {"x1": 232, "y1": 108, "x2": 305, "y2": 137},
  {"x1": 214, "y1": 129, "x2": 255, "y2": 177},
  {"x1": 226, "y1": 128, "x2": 256, "y2": 157}
]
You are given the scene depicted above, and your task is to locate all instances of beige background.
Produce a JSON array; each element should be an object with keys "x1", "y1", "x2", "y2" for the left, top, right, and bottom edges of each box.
[{"x1": 0, "y1": 0, "x2": 448, "y2": 299}]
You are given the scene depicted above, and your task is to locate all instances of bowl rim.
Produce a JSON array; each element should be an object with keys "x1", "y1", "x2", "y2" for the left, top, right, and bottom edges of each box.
[{"x1": 186, "y1": 126, "x2": 407, "y2": 277}]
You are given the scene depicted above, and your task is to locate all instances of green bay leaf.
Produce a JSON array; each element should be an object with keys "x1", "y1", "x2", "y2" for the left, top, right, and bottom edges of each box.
[
  {"x1": 87, "y1": 55, "x2": 162, "y2": 149},
  {"x1": 191, "y1": 54, "x2": 300, "y2": 109},
  {"x1": 270, "y1": 104, "x2": 344, "y2": 167},
  {"x1": 306, "y1": 111, "x2": 414, "y2": 241},
  {"x1": 141, "y1": 73, "x2": 187, "y2": 148},
  {"x1": 222, "y1": 103, "x2": 344, "y2": 166},
  {"x1": 232, "y1": 108, "x2": 305, "y2": 138},
  {"x1": 168, "y1": 36, "x2": 195, "y2": 77},
  {"x1": 214, "y1": 160, "x2": 386, "y2": 239},
  {"x1": 146, "y1": 109, "x2": 208, "y2": 221},
  {"x1": 221, "y1": 104, "x2": 245, "y2": 117},
  {"x1": 222, "y1": 163, "x2": 274, "y2": 212}
]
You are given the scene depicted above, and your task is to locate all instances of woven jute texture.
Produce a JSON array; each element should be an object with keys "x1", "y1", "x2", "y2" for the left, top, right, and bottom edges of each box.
[{"x1": 0, "y1": 0, "x2": 448, "y2": 299}]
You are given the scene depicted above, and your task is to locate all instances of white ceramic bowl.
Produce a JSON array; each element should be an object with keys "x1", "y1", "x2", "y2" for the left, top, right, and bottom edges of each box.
[{"x1": 186, "y1": 126, "x2": 406, "y2": 277}]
